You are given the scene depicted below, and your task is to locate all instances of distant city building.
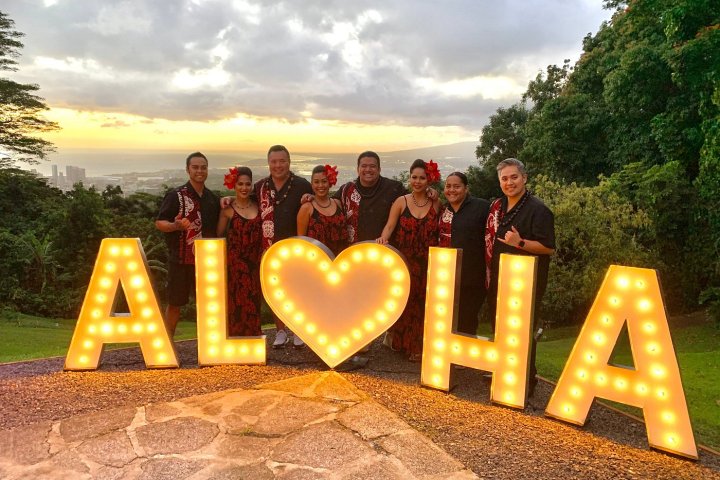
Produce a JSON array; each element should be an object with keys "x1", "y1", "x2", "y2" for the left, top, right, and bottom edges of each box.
[{"x1": 66, "y1": 165, "x2": 86, "y2": 185}]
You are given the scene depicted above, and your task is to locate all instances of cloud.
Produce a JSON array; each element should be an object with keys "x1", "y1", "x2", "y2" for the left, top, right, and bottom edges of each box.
[
  {"x1": 4, "y1": 0, "x2": 612, "y2": 132},
  {"x1": 100, "y1": 119, "x2": 132, "y2": 128}
]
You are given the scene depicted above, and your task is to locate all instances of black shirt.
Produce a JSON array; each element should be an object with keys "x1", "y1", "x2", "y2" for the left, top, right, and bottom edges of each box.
[
  {"x1": 254, "y1": 173, "x2": 313, "y2": 242},
  {"x1": 157, "y1": 181, "x2": 220, "y2": 264},
  {"x1": 335, "y1": 177, "x2": 406, "y2": 241},
  {"x1": 447, "y1": 195, "x2": 490, "y2": 288},
  {"x1": 491, "y1": 194, "x2": 555, "y2": 299}
]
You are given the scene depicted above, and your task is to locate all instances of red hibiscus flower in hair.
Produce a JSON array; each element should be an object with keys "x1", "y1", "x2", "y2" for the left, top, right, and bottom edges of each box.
[
  {"x1": 426, "y1": 160, "x2": 441, "y2": 183},
  {"x1": 224, "y1": 167, "x2": 239, "y2": 190},
  {"x1": 324, "y1": 164, "x2": 338, "y2": 186}
]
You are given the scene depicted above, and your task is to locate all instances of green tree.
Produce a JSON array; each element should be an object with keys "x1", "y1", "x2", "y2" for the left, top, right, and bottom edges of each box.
[
  {"x1": 475, "y1": 103, "x2": 529, "y2": 167},
  {"x1": 0, "y1": 10, "x2": 59, "y2": 166},
  {"x1": 471, "y1": 0, "x2": 720, "y2": 316},
  {"x1": 0, "y1": 167, "x2": 64, "y2": 233},
  {"x1": 522, "y1": 61, "x2": 572, "y2": 112},
  {"x1": 472, "y1": 102, "x2": 530, "y2": 199},
  {"x1": 54, "y1": 184, "x2": 109, "y2": 291},
  {"x1": 532, "y1": 175, "x2": 654, "y2": 325},
  {"x1": 522, "y1": 93, "x2": 610, "y2": 183}
]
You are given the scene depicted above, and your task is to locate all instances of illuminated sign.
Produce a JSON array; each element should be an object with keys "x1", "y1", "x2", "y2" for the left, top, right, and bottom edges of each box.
[
  {"x1": 545, "y1": 266, "x2": 697, "y2": 459},
  {"x1": 421, "y1": 249, "x2": 537, "y2": 408},
  {"x1": 260, "y1": 237, "x2": 410, "y2": 368},
  {"x1": 64, "y1": 239, "x2": 699, "y2": 459},
  {"x1": 195, "y1": 239, "x2": 266, "y2": 366},
  {"x1": 65, "y1": 238, "x2": 178, "y2": 370}
]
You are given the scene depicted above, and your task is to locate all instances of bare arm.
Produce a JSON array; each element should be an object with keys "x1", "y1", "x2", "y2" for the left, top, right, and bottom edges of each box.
[
  {"x1": 499, "y1": 226, "x2": 555, "y2": 255},
  {"x1": 220, "y1": 196, "x2": 234, "y2": 209},
  {"x1": 376, "y1": 196, "x2": 405, "y2": 244},
  {"x1": 297, "y1": 203, "x2": 313, "y2": 236},
  {"x1": 432, "y1": 198, "x2": 442, "y2": 215},
  {"x1": 155, "y1": 213, "x2": 189, "y2": 233},
  {"x1": 216, "y1": 208, "x2": 232, "y2": 237},
  {"x1": 519, "y1": 240, "x2": 555, "y2": 255}
]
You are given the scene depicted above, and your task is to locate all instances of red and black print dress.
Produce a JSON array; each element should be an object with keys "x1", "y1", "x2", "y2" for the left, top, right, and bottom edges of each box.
[
  {"x1": 306, "y1": 205, "x2": 349, "y2": 256},
  {"x1": 389, "y1": 202, "x2": 439, "y2": 356},
  {"x1": 226, "y1": 210, "x2": 263, "y2": 336}
]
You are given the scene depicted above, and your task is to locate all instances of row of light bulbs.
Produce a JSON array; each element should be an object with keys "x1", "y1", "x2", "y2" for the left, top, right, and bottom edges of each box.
[{"x1": 65, "y1": 239, "x2": 697, "y2": 459}]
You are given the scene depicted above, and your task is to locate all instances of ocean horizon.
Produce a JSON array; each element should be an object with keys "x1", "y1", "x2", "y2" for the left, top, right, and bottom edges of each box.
[{"x1": 25, "y1": 142, "x2": 480, "y2": 185}]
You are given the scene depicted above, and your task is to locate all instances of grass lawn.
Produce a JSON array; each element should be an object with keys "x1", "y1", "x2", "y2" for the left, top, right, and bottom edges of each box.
[
  {"x1": 0, "y1": 310, "x2": 198, "y2": 363},
  {"x1": 535, "y1": 312, "x2": 720, "y2": 450},
  {"x1": 2, "y1": 309, "x2": 717, "y2": 450}
]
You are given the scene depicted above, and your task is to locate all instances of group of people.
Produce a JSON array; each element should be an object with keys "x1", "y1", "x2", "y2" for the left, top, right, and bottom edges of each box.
[{"x1": 155, "y1": 146, "x2": 555, "y2": 395}]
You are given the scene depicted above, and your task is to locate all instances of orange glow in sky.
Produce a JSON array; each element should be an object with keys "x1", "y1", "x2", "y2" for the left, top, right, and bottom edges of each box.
[{"x1": 41, "y1": 107, "x2": 474, "y2": 153}]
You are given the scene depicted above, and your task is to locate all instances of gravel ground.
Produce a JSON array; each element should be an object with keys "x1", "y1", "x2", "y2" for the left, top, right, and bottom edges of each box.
[{"x1": 1, "y1": 333, "x2": 718, "y2": 479}]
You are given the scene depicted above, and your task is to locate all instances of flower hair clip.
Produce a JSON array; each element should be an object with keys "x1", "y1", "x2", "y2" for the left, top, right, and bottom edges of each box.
[
  {"x1": 426, "y1": 160, "x2": 441, "y2": 183},
  {"x1": 324, "y1": 164, "x2": 338, "y2": 187},
  {"x1": 224, "y1": 166, "x2": 240, "y2": 190}
]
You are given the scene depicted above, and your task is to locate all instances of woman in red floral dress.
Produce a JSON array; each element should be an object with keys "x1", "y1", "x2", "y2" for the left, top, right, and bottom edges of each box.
[
  {"x1": 377, "y1": 159, "x2": 441, "y2": 361},
  {"x1": 217, "y1": 166, "x2": 263, "y2": 336},
  {"x1": 297, "y1": 165, "x2": 348, "y2": 256}
]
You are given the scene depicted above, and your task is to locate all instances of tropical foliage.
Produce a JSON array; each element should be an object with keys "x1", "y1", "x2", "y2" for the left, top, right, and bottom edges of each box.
[
  {"x1": 474, "y1": 0, "x2": 720, "y2": 325},
  {"x1": 0, "y1": 10, "x2": 59, "y2": 165},
  {"x1": 0, "y1": 168, "x2": 168, "y2": 317}
]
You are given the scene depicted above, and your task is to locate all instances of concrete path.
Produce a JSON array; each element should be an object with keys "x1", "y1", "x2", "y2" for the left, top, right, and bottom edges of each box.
[{"x1": 0, "y1": 372, "x2": 477, "y2": 479}]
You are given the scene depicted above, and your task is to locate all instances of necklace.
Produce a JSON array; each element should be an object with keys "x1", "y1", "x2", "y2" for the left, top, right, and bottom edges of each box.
[
  {"x1": 267, "y1": 174, "x2": 295, "y2": 205},
  {"x1": 499, "y1": 190, "x2": 530, "y2": 227},
  {"x1": 411, "y1": 193, "x2": 430, "y2": 208},
  {"x1": 315, "y1": 198, "x2": 332, "y2": 208},
  {"x1": 236, "y1": 201, "x2": 252, "y2": 210},
  {"x1": 356, "y1": 178, "x2": 381, "y2": 198}
]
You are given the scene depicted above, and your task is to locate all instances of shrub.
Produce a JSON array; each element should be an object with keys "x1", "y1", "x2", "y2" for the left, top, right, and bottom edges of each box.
[{"x1": 532, "y1": 175, "x2": 655, "y2": 326}]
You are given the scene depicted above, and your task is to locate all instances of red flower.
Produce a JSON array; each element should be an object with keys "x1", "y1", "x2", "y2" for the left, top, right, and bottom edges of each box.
[
  {"x1": 324, "y1": 164, "x2": 338, "y2": 187},
  {"x1": 224, "y1": 167, "x2": 239, "y2": 190},
  {"x1": 425, "y1": 160, "x2": 441, "y2": 183}
]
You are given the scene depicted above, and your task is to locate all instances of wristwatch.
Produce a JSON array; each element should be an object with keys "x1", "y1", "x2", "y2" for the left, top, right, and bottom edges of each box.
[{"x1": 518, "y1": 240, "x2": 526, "y2": 248}]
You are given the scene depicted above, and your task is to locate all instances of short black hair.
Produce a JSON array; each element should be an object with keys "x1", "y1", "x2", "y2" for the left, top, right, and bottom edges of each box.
[
  {"x1": 357, "y1": 151, "x2": 380, "y2": 168},
  {"x1": 186, "y1": 151, "x2": 208, "y2": 168},
  {"x1": 267, "y1": 145, "x2": 290, "y2": 159},
  {"x1": 497, "y1": 158, "x2": 527, "y2": 175}
]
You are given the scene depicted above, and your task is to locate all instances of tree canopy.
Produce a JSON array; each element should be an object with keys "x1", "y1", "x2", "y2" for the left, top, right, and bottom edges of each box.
[
  {"x1": 475, "y1": 0, "x2": 720, "y2": 322},
  {"x1": 0, "y1": 10, "x2": 58, "y2": 166}
]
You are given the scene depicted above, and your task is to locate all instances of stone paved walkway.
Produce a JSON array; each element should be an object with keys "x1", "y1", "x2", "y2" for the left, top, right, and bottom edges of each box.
[{"x1": 0, "y1": 372, "x2": 477, "y2": 479}]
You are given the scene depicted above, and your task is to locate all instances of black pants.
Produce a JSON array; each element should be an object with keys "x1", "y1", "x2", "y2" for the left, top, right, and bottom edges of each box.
[
  {"x1": 456, "y1": 284, "x2": 486, "y2": 336},
  {"x1": 487, "y1": 277, "x2": 542, "y2": 381}
]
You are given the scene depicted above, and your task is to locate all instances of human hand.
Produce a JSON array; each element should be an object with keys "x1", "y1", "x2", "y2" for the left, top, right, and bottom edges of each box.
[
  {"x1": 426, "y1": 187, "x2": 439, "y2": 201},
  {"x1": 220, "y1": 196, "x2": 234, "y2": 208},
  {"x1": 500, "y1": 226, "x2": 522, "y2": 247},
  {"x1": 301, "y1": 193, "x2": 315, "y2": 204},
  {"x1": 376, "y1": 237, "x2": 388, "y2": 245},
  {"x1": 174, "y1": 213, "x2": 191, "y2": 231}
]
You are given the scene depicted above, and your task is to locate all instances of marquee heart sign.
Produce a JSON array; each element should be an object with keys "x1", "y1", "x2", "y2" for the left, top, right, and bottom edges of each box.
[{"x1": 260, "y1": 237, "x2": 411, "y2": 368}]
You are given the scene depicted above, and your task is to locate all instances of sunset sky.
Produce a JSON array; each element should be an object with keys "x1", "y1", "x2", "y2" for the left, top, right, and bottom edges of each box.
[{"x1": 4, "y1": 1, "x2": 613, "y2": 155}]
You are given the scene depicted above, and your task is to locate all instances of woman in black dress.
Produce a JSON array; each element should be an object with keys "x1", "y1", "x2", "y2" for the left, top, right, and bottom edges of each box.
[
  {"x1": 217, "y1": 166, "x2": 263, "y2": 336},
  {"x1": 438, "y1": 172, "x2": 490, "y2": 336},
  {"x1": 377, "y1": 159, "x2": 441, "y2": 361},
  {"x1": 297, "y1": 164, "x2": 349, "y2": 256}
]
